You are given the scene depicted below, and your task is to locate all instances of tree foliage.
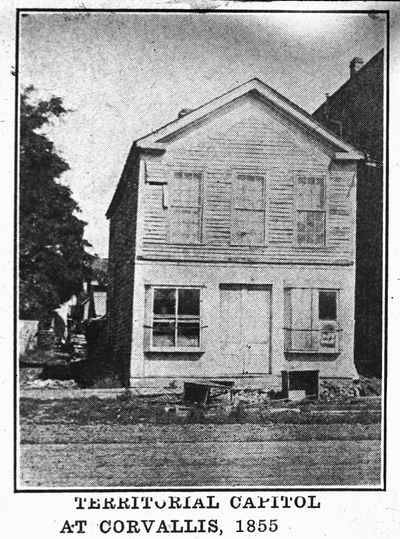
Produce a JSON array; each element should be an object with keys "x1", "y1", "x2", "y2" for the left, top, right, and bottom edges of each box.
[{"x1": 20, "y1": 86, "x2": 92, "y2": 320}]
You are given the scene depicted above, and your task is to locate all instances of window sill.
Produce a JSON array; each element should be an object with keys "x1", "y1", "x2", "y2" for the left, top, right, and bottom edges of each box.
[
  {"x1": 167, "y1": 242, "x2": 206, "y2": 246},
  {"x1": 293, "y1": 245, "x2": 328, "y2": 249},
  {"x1": 284, "y1": 349, "x2": 340, "y2": 355},
  {"x1": 229, "y1": 242, "x2": 268, "y2": 247},
  {"x1": 146, "y1": 348, "x2": 205, "y2": 354}
]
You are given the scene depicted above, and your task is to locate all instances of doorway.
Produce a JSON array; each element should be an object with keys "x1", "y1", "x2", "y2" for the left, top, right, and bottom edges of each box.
[{"x1": 219, "y1": 284, "x2": 272, "y2": 374}]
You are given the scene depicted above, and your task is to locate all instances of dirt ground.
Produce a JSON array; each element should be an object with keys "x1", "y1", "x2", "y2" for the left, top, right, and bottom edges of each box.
[
  {"x1": 20, "y1": 438, "x2": 381, "y2": 488},
  {"x1": 19, "y1": 411, "x2": 382, "y2": 488},
  {"x1": 18, "y1": 363, "x2": 382, "y2": 489}
]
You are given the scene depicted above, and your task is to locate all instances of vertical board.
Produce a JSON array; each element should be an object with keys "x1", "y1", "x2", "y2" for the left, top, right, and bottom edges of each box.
[
  {"x1": 291, "y1": 288, "x2": 313, "y2": 351},
  {"x1": 219, "y1": 285, "x2": 271, "y2": 374},
  {"x1": 242, "y1": 287, "x2": 271, "y2": 373},
  {"x1": 219, "y1": 286, "x2": 243, "y2": 374}
]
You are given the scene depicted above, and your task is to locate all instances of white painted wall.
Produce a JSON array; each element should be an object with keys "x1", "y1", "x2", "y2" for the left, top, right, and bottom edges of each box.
[{"x1": 129, "y1": 260, "x2": 357, "y2": 385}]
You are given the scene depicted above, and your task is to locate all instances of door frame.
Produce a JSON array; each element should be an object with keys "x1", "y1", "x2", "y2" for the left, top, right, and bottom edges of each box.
[{"x1": 219, "y1": 284, "x2": 273, "y2": 375}]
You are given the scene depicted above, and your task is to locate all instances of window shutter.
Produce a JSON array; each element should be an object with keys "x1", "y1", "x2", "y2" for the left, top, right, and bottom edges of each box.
[
  {"x1": 232, "y1": 174, "x2": 266, "y2": 244},
  {"x1": 169, "y1": 171, "x2": 202, "y2": 243},
  {"x1": 143, "y1": 286, "x2": 152, "y2": 351},
  {"x1": 145, "y1": 161, "x2": 168, "y2": 184}
]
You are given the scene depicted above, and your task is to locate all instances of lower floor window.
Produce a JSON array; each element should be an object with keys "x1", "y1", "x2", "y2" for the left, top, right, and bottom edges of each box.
[
  {"x1": 152, "y1": 287, "x2": 201, "y2": 349},
  {"x1": 146, "y1": 284, "x2": 340, "y2": 354},
  {"x1": 284, "y1": 288, "x2": 340, "y2": 353}
]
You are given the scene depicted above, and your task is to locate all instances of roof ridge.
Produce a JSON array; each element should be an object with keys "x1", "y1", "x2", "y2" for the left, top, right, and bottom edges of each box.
[{"x1": 136, "y1": 77, "x2": 262, "y2": 143}]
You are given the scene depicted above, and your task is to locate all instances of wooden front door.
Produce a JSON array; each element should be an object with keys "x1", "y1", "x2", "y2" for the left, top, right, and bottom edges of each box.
[{"x1": 220, "y1": 285, "x2": 271, "y2": 374}]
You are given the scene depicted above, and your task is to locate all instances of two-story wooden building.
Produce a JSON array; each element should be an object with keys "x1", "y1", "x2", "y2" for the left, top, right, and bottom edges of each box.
[{"x1": 106, "y1": 78, "x2": 363, "y2": 389}]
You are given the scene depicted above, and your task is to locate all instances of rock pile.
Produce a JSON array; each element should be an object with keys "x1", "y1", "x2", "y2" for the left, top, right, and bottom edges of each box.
[
  {"x1": 319, "y1": 376, "x2": 381, "y2": 401},
  {"x1": 25, "y1": 378, "x2": 79, "y2": 389}
]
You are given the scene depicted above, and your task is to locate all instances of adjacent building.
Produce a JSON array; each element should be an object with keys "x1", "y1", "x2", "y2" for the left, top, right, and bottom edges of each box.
[
  {"x1": 107, "y1": 78, "x2": 363, "y2": 389},
  {"x1": 56, "y1": 257, "x2": 108, "y2": 337},
  {"x1": 313, "y1": 50, "x2": 384, "y2": 376}
]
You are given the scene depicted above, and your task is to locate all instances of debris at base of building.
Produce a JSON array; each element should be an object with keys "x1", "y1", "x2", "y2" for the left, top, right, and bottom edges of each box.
[
  {"x1": 25, "y1": 378, "x2": 79, "y2": 389},
  {"x1": 319, "y1": 376, "x2": 381, "y2": 401},
  {"x1": 173, "y1": 405, "x2": 192, "y2": 419}
]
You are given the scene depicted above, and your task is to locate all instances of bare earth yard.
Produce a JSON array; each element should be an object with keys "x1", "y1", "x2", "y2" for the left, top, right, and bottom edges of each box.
[{"x1": 19, "y1": 395, "x2": 382, "y2": 488}]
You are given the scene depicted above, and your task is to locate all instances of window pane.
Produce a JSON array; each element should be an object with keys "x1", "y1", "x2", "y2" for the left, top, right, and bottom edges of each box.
[
  {"x1": 170, "y1": 208, "x2": 200, "y2": 243},
  {"x1": 306, "y1": 212, "x2": 315, "y2": 230},
  {"x1": 298, "y1": 176, "x2": 307, "y2": 186},
  {"x1": 177, "y1": 322, "x2": 200, "y2": 347},
  {"x1": 297, "y1": 176, "x2": 325, "y2": 209},
  {"x1": 297, "y1": 211, "x2": 325, "y2": 245},
  {"x1": 319, "y1": 291, "x2": 337, "y2": 320},
  {"x1": 233, "y1": 210, "x2": 265, "y2": 244},
  {"x1": 236, "y1": 175, "x2": 264, "y2": 209},
  {"x1": 178, "y1": 288, "x2": 200, "y2": 315},
  {"x1": 153, "y1": 288, "x2": 176, "y2": 315},
  {"x1": 315, "y1": 177, "x2": 325, "y2": 208},
  {"x1": 298, "y1": 233, "x2": 306, "y2": 245},
  {"x1": 153, "y1": 322, "x2": 175, "y2": 347},
  {"x1": 172, "y1": 171, "x2": 201, "y2": 206}
]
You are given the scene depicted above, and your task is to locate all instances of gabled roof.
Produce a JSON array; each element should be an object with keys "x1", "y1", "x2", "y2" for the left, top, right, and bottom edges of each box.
[
  {"x1": 107, "y1": 77, "x2": 363, "y2": 218},
  {"x1": 137, "y1": 77, "x2": 363, "y2": 157}
]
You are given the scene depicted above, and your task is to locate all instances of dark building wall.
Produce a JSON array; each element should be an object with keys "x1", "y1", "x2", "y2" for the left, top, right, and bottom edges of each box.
[
  {"x1": 313, "y1": 50, "x2": 384, "y2": 376},
  {"x1": 107, "y1": 153, "x2": 140, "y2": 385},
  {"x1": 313, "y1": 50, "x2": 383, "y2": 161},
  {"x1": 354, "y1": 161, "x2": 383, "y2": 376}
]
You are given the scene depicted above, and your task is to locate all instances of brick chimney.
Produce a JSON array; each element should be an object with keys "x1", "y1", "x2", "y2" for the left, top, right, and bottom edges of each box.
[
  {"x1": 178, "y1": 108, "x2": 194, "y2": 119},
  {"x1": 350, "y1": 57, "x2": 364, "y2": 78}
]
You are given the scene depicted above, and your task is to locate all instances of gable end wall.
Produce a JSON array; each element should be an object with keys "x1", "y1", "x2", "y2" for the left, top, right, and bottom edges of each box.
[
  {"x1": 137, "y1": 106, "x2": 357, "y2": 265},
  {"x1": 107, "y1": 153, "x2": 140, "y2": 385}
]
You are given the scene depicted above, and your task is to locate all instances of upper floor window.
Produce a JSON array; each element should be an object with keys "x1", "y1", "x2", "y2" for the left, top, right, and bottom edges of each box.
[
  {"x1": 296, "y1": 175, "x2": 326, "y2": 246},
  {"x1": 169, "y1": 171, "x2": 203, "y2": 243},
  {"x1": 232, "y1": 174, "x2": 266, "y2": 245}
]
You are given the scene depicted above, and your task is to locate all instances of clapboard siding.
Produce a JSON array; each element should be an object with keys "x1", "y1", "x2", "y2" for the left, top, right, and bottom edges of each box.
[{"x1": 137, "y1": 110, "x2": 355, "y2": 265}]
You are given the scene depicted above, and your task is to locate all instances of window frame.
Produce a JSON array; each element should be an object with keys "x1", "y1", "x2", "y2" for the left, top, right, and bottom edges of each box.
[
  {"x1": 230, "y1": 171, "x2": 268, "y2": 246},
  {"x1": 318, "y1": 289, "x2": 338, "y2": 322},
  {"x1": 148, "y1": 285, "x2": 203, "y2": 353},
  {"x1": 284, "y1": 287, "x2": 341, "y2": 354},
  {"x1": 168, "y1": 169, "x2": 204, "y2": 245},
  {"x1": 294, "y1": 173, "x2": 327, "y2": 248}
]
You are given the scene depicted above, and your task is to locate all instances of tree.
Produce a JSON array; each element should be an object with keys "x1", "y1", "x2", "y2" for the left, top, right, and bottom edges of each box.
[{"x1": 19, "y1": 86, "x2": 92, "y2": 320}]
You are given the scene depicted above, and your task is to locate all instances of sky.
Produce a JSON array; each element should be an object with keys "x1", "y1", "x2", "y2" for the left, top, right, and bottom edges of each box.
[{"x1": 19, "y1": 9, "x2": 387, "y2": 258}]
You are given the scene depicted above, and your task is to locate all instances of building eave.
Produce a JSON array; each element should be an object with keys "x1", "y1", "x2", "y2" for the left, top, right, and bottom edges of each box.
[
  {"x1": 334, "y1": 152, "x2": 365, "y2": 161},
  {"x1": 136, "y1": 77, "x2": 363, "y2": 157}
]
